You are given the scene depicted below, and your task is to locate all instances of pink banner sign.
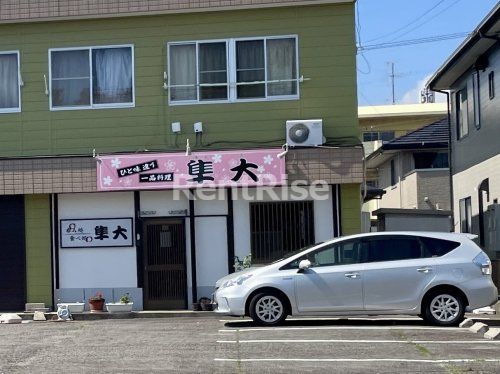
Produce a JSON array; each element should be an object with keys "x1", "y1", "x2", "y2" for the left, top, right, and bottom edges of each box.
[{"x1": 97, "y1": 148, "x2": 286, "y2": 191}]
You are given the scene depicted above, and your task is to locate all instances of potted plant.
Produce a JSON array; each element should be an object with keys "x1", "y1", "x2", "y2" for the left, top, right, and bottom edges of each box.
[
  {"x1": 199, "y1": 297, "x2": 213, "y2": 311},
  {"x1": 88, "y1": 292, "x2": 105, "y2": 313},
  {"x1": 105, "y1": 293, "x2": 134, "y2": 313}
]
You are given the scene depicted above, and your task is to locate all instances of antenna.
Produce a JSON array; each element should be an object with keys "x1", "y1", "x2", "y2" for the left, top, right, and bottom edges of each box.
[{"x1": 390, "y1": 62, "x2": 396, "y2": 105}]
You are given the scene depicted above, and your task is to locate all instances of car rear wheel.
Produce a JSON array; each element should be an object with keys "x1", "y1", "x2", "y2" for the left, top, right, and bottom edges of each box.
[
  {"x1": 423, "y1": 291, "x2": 465, "y2": 326},
  {"x1": 249, "y1": 293, "x2": 287, "y2": 326}
]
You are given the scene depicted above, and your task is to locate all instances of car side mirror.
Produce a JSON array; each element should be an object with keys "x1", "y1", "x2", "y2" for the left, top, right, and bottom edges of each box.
[{"x1": 298, "y1": 259, "x2": 311, "y2": 273}]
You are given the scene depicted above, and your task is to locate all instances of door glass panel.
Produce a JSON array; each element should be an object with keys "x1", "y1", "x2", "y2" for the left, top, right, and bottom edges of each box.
[
  {"x1": 365, "y1": 237, "x2": 422, "y2": 262},
  {"x1": 284, "y1": 239, "x2": 362, "y2": 269}
]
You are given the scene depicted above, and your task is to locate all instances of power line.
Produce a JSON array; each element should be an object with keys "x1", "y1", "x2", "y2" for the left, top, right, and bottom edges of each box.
[
  {"x1": 388, "y1": 0, "x2": 463, "y2": 42},
  {"x1": 365, "y1": 0, "x2": 448, "y2": 43},
  {"x1": 356, "y1": 0, "x2": 371, "y2": 74},
  {"x1": 358, "y1": 32, "x2": 469, "y2": 52}
]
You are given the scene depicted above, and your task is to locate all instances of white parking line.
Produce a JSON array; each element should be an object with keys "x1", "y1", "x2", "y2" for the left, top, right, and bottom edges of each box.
[
  {"x1": 219, "y1": 326, "x2": 466, "y2": 333},
  {"x1": 214, "y1": 358, "x2": 500, "y2": 363},
  {"x1": 217, "y1": 339, "x2": 499, "y2": 344}
]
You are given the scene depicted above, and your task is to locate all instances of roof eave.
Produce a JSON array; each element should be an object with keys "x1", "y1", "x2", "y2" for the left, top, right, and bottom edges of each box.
[
  {"x1": 428, "y1": 3, "x2": 500, "y2": 91},
  {"x1": 0, "y1": 0, "x2": 355, "y2": 25}
]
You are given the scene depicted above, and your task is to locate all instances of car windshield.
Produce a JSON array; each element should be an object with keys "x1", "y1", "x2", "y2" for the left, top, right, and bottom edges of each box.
[{"x1": 271, "y1": 242, "x2": 323, "y2": 264}]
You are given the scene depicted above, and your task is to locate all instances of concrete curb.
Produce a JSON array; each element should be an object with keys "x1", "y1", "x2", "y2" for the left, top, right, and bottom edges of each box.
[
  {"x1": 18, "y1": 311, "x2": 219, "y2": 321},
  {"x1": 484, "y1": 327, "x2": 500, "y2": 340},
  {"x1": 469, "y1": 322, "x2": 489, "y2": 334}
]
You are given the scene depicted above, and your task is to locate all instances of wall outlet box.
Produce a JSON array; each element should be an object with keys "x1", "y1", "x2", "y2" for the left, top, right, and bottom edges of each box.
[
  {"x1": 194, "y1": 122, "x2": 203, "y2": 133},
  {"x1": 171, "y1": 122, "x2": 181, "y2": 133}
]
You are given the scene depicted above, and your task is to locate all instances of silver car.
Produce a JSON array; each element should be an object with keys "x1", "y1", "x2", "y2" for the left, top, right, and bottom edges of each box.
[{"x1": 214, "y1": 232, "x2": 498, "y2": 326}]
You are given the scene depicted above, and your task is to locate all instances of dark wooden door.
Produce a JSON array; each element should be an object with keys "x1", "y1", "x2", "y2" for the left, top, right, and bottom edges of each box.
[
  {"x1": 0, "y1": 196, "x2": 26, "y2": 311},
  {"x1": 143, "y1": 219, "x2": 187, "y2": 309}
]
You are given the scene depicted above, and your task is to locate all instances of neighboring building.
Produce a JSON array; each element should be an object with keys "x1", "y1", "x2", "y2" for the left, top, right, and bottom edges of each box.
[
  {"x1": 428, "y1": 3, "x2": 499, "y2": 248},
  {"x1": 0, "y1": 0, "x2": 362, "y2": 311},
  {"x1": 359, "y1": 103, "x2": 447, "y2": 156},
  {"x1": 363, "y1": 118, "x2": 451, "y2": 231}
]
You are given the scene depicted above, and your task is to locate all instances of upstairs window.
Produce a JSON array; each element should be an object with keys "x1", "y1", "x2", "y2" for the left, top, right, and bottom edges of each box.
[
  {"x1": 362, "y1": 131, "x2": 395, "y2": 142},
  {"x1": 168, "y1": 36, "x2": 298, "y2": 104},
  {"x1": 472, "y1": 71, "x2": 480, "y2": 129},
  {"x1": 413, "y1": 152, "x2": 449, "y2": 169},
  {"x1": 0, "y1": 51, "x2": 21, "y2": 113},
  {"x1": 489, "y1": 71, "x2": 495, "y2": 100},
  {"x1": 390, "y1": 159, "x2": 396, "y2": 186},
  {"x1": 455, "y1": 87, "x2": 468, "y2": 139},
  {"x1": 50, "y1": 45, "x2": 134, "y2": 110}
]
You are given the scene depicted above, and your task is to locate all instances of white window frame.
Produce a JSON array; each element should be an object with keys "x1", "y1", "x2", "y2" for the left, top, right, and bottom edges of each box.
[
  {"x1": 167, "y1": 35, "x2": 300, "y2": 106},
  {"x1": 0, "y1": 50, "x2": 22, "y2": 114},
  {"x1": 48, "y1": 44, "x2": 135, "y2": 111}
]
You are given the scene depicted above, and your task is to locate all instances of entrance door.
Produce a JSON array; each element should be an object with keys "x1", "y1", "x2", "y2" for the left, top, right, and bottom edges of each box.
[
  {"x1": 143, "y1": 220, "x2": 187, "y2": 310},
  {"x1": 0, "y1": 196, "x2": 26, "y2": 311}
]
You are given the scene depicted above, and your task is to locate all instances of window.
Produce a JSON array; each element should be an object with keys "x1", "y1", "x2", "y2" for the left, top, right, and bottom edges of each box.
[
  {"x1": 283, "y1": 239, "x2": 363, "y2": 269},
  {"x1": 390, "y1": 159, "x2": 396, "y2": 186},
  {"x1": 50, "y1": 45, "x2": 134, "y2": 110},
  {"x1": 250, "y1": 201, "x2": 314, "y2": 263},
  {"x1": 455, "y1": 87, "x2": 468, "y2": 139},
  {"x1": 0, "y1": 51, "x2": 21, "y2": 113},
  {"x1": 364, "y1": 236, "x2": 423, "y2": 262},
  {"x1": 168, "y1": 36, "x2": 298, "y2": 104},
  {"x1": 472, "y1": 71, "x2": 480, "y2": 129},
  {"x1": 459, "y1": 197, "x2": 472, "y2": 233},
  {"x1": 420, "y1": 237, "x2": 460, "y2": 257},
  {"x1": 489, "y1": 71, "x2": 495, "y2": 100},
  {"x1": 362, "y1": 131, "x2": 395, "y2": 142},
  {"x1": 413, "y1": 152, "x2": 449, "y2": 169}
]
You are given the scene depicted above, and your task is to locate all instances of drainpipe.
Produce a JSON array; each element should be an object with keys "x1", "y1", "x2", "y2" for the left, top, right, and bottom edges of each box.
[{"x1": 432, "y1": 88, "x2": 453, "y2": 232}]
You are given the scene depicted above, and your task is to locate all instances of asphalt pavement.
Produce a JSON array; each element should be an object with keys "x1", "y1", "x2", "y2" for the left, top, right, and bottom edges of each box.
[{"x1": 1, "y1": 316, "x2": 499, "y2": 373}]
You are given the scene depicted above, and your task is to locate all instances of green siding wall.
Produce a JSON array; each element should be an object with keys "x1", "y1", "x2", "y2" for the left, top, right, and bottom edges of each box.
[
  {"x1": 0, "y1": 3, "x2": 357, "y2": 157},
  {"x1": 341, "y1": 183, "x2": 361, "y2": 235},
  {"x1": 25, "y1": 195, "x2": 52, "y2": 308}
]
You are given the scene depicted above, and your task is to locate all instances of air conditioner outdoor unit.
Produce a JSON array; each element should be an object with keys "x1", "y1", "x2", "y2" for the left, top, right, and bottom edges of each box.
[{"x1": 285, "y1": 119, "x2": 323, "y2": 147}]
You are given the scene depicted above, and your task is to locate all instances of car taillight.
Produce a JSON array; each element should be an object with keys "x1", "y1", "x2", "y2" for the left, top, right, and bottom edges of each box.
[{"x1": 473, "y1": 251, "x2": 492, "y2": 275}]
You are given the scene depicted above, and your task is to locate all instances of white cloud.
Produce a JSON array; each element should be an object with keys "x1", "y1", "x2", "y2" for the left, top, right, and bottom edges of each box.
[{"x1": 400, "y1": 74, "x2": 447, "y2": 104}]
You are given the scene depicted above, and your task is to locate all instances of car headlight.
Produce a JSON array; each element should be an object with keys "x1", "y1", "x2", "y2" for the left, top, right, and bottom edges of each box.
[{"x1": 221, "y1": 274, "x2": 253, "y2": 289}]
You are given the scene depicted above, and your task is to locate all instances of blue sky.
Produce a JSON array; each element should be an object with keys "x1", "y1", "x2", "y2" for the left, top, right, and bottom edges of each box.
[{"x1": 356, "y1": 0, "x2": 498, "y2": 106}]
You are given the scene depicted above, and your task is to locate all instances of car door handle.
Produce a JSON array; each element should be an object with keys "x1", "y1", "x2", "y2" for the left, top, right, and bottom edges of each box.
[
  {"x1": 344, "y1": 272, "x2": 360, "y2": 279},
  {"x1": 417, "y1": 267, "x2": 433, "y2": 273}
]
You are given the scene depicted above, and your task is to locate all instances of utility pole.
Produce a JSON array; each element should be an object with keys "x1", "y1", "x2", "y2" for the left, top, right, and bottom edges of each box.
[{"x1": 390, "y1": 62, "x2": 396, "y2": 105}]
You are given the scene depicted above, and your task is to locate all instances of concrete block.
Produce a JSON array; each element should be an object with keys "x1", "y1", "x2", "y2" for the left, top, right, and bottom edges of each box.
[
  {"x1": 459, "y1": 318, "x2": 474, "y2": 328},
  {"x1": 0, "y1": 313, "x2": 22, "y2": 324},
  {"x1": 25, "y1": 303, "x2": 45, "y2": 311},
  {"x1": 33, "y1": 311, "x2": 46, "y2": 321},
  {"x1": 484, "y1": 328, "x2": 500, "y2": 340},
  {"x1": 469, "y1": 322, "x2": 489, "y2": 334}
]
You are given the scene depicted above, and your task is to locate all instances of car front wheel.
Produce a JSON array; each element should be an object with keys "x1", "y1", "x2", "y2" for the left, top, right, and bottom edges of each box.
[
  {"x1": 249, "y1": 293, "x2": 287, "y2": 326},
  {"x1": 423, "y1": 292, "x2": 465, "y2": 326}
]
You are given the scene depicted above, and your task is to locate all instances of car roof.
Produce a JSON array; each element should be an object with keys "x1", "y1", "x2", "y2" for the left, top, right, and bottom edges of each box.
[{"x1": 322, "y1": 231, "x2": 477, "y2": 245}]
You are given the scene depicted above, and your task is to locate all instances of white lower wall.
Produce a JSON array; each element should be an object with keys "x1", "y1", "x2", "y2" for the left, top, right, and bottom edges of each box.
[
  {"x1": 58, "y1": 192, "x2": 137, "y2": 288},
  {"x1": 195, "y1": 216, "x2": 228, "y2": 298},
  {"x1": 453, "y1": 154, "x2": 500, "y2": 232}
]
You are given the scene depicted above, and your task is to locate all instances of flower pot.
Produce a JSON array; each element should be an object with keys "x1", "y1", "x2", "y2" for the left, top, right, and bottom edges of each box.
[
  {"x1": 106, "y1": 302, "x2": 133, "y2": 313},
  {"x1": 192, "y1": 302, "x2": 201, "y2": 311},
  {"x1": 200, "y1": 302, "x2": 213, "y2": 311},
  {"x1": 89, "y1": 299, "x2": 105, "y2": 313},
  {"x1": 57, "y1": 302, "x2": 85, "y2": 313}
]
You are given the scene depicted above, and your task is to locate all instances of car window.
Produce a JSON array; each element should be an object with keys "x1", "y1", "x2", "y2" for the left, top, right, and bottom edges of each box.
[
  {"x1": 364, "y1": 236, "x2": 423, "y2": 262},
  {"x1": 280, "y1": 239, "x2": 363, "y2": 270},
  {"x1": 420, "y1": 237, "x2": 460, "y2": 257}
]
